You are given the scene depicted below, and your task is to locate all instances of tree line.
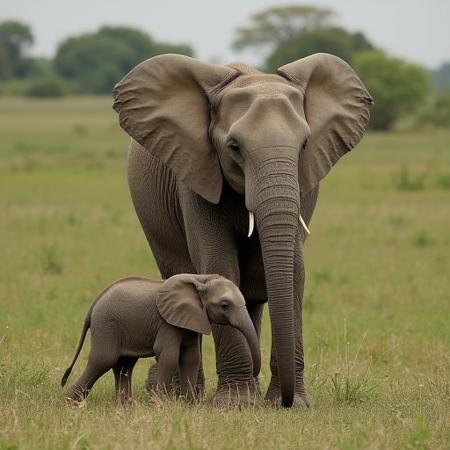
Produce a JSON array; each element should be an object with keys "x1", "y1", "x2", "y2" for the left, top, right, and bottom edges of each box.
[
  {"x1": 0, "y1": 21, "x2": 192, "y2": 96},
  {"x1": 1, "y1": 4, "x2": 449, "y2": 131}
]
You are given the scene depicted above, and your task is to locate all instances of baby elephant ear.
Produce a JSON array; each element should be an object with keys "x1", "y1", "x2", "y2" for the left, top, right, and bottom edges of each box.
[
  {"x1": 278, "y1": 53, "x2": 373, "y2": 194},
  {"x1": 156, "y1": 274, "x2": 211, "y2": 335},
  {"x1": 113, "y1": 54, "x2": 238, "y2": 204}
]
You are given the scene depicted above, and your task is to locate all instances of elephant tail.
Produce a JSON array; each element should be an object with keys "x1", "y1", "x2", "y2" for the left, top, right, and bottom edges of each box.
[{"x1": 61, "y1": 312, "x2": 91, "y2": 387}]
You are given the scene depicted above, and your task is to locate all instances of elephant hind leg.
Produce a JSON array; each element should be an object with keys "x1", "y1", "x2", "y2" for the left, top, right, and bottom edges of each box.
[
  {"x1": 65, "y1": 358, "x2": 115, "y2": 404},
  {"x1": 113, "y1": 356, "x2": 138, "y2": 406},
  {"x1": 65, "y1": 333, "x2": 119, "y2": 404}
]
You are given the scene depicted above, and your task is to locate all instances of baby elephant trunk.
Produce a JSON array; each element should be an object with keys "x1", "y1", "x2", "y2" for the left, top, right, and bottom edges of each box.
[{"x1": 230, "y1": 306, "x2": 261, "y2": 377}]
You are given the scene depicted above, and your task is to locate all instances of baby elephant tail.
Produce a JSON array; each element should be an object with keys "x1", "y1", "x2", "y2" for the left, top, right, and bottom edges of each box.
[{"x1": 61, "y1": 312, "x2": 91, "y2": 387}]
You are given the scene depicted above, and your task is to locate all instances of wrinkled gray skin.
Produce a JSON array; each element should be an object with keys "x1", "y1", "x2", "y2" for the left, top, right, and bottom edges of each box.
[
  {"x1": 113, "y1": 53, "x2": 372, "y2": 407},
  {"x1": 61, "y1": 274, "x2": 260, "y2": 405}
]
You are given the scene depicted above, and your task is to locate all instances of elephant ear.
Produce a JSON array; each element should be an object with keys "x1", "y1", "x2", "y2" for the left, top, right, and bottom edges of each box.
[
  {"x1": 156, "y1": 274, "x2": 211, "y2": 335},
  {"x1": 277, "y1": 53, "x2": 373, "y2": 194},
  {"x1": 113, "y1": 54, "x2": 238, "y2": 204}
]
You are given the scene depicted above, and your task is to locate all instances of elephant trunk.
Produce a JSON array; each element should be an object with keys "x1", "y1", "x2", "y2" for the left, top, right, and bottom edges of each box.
[
  {"x1": 252, "y1": 157, "x2": 300, "y2": 407},
  {"x1": 230, "y1": 307, "x2": 261, "y2": 377}
]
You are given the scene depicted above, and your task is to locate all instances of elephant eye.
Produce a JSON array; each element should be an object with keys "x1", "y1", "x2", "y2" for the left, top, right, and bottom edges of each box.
[
  {"x1": 227, "y1": 140, "x2": 240, "y2": 153},
  {"x1": 227, "y1": 140, "x2": 244, "y2": 163},
  {"x1": 220, "y1": 301, "x2": 230, "y2": 310}
]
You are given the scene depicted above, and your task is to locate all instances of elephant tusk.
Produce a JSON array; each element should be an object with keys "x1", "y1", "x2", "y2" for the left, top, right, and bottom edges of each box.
[
  {"x1": 299, "y1": 214, "x2": 311, "y2": 235},
  {"x1": 248, "y1": 211, "x2": 255, "y2": 238}
]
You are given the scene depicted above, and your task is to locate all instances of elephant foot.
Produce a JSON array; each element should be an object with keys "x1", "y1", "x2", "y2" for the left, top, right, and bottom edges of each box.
[
  {"x1": 265, "y1": 392, "x2": 311, "y2": 408},
  {"x1": 64, "y1": 395, "x2": 87, "y2": 408},
  {"x1": 213, "y1": 379, "x2": 263, "y2": 408},
  {"x1": 265, "y1": 382, "x2": 311, "y2": 408},
  {"x1": 64, "y1": 385, "x2": 88, "y2": 406}
]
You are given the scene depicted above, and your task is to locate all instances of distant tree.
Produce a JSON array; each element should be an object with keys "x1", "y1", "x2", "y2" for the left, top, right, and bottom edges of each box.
[
  {"x1": 152, "y1": 41, "x2": 194, "y2": 57},
  {"x1": 354, "y1": 51, "x2": 430, "y2": 130},
  {"x1": 232, "y1": 4, "x2": 335, "y2": 52},
  {"x1": 232, "y1": 4, "x2": 374, "y2": 72},
  {"x1": 265, "y1": 26, "x2": 374, "y2": 71},
  {"x1": 429, "y1": 62, "x2": 450, "y2": 93},
  {"x1": 54, "y1": 34, "x2": 136, "y2": 92},
  {"x1": 96, "y1": 26, "x2": 193, "y2": 63},
  {"x1": 54, "y1": 26, "x2": 194, "y2": 94},
  {"x1": 97, "y1": 26, "x2": 155, "y2": 61},
  {"x1": 0, "y1": 20, "x2": 34, "y2": 79}
]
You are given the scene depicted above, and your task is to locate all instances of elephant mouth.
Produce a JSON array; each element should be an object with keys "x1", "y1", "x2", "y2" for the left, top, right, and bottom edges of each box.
[{"x1": 248, "y1": 209, "x2": 310, "y2": 238}]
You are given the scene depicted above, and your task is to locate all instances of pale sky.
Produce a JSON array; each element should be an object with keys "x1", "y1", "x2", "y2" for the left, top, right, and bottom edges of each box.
[{"x1": 2, "y1": 0, "x2": 449, "y2": 69}]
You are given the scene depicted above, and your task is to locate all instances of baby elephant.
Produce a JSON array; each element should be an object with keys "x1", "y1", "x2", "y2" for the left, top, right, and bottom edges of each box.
[{"x1": 61, "y1": 274, "x2": 260, "y2": 404}]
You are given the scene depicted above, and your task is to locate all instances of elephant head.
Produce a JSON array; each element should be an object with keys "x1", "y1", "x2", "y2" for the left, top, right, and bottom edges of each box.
[
  {"x1": 156, "y1": 274, "x2": 261, "y2": 377},
  {"x1": 113, "y1": 54, "x2": 372, "y2": 406}
]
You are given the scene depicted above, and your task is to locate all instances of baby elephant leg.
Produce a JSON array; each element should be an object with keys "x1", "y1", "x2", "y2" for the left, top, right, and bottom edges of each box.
[
  {"x1": 113, "y1": 356, "x2": 138, "y2": 405},
  {"x1": 152, "y1": 326, "x2": 182, "y2": 397},
  {"x1": 65, "y1": 332, "x2": 119, "y2": 404},
  {"x1": 155, "y1": 349, "x2": 180, "y2": 396},
  {"x1": 146, "y1": 362, "x2": 179, "y2": 394},
  {"x1": 66, "y1": 357, "x2": 114, "y2": 403},
  {"x1": 146, "y1": 356, "x2": 204, "y2": 396},
  {"x1": 179, "y1": 342, "x2": 201, "y2": 403}
]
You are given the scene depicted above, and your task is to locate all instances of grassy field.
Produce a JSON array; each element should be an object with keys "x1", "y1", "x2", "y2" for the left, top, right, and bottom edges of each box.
[{"x1": 0, "y1": 97, "x2": 449, "y2": 449}]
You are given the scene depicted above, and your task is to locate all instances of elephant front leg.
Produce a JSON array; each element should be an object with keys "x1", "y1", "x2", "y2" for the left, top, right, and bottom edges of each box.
[
  {"x1": 146, "y1": 330, "x2": 204, "y2": 398},
  {"x1": 179, "y1": 340, "x2": 201, "y2": 403},
  {"x1": 179, "y1": 187, "x2": 260, "y2": 406},
  {"x1": 196, "y1": 255, "x2": 261, "y2": 407},
  {"x1": 212, "y1": 323, "x2": 262, "y2": 407},
  {"x1": 265, "y1": 248, "x2": 311, "y2": 408},
  {"x1": 146, "y1": 358, "x2": 179, "y2": 395},
  {"x1": 155, "y1": 350, "x2": 180, "y2": 397},
  {"x1": 152, "y1": 327, "x2": 182, "y2": 397}
]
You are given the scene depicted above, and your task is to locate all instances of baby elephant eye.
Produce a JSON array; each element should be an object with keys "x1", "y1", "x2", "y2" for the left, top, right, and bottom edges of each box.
[
  {"x1": 220, "y1": 302, "x2": 230, "y2": 310},
  {"x1": 301, "y1": 139, "x2": 308, "y2": 153}
]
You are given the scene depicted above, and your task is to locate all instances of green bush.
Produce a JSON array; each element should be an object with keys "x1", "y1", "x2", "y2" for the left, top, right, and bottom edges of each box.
[
  {"x1": 354, "y1": 51, "x2": 430, "y2": 130},
  {"x1": 25, "y1": 76, "x2": 66, "y2": 97},
  {"x1": 0, "y1": 78, "x2": 31, "y2": 96}
]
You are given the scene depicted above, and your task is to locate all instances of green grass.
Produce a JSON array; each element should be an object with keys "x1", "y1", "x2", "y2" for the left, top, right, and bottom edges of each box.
[{"x1": 1, "y1": 97, "x2": 449, "y2": 449}]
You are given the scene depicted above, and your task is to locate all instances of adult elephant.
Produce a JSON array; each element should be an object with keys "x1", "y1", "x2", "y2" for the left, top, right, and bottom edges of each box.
[{"x1": 113, "y1": 53, "x2": 372, "y2": 407}]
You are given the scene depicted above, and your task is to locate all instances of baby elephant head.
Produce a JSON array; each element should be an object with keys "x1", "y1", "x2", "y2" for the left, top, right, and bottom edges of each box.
[{"x1": 157, "y1": 274, "x2": 261, "y2": 377}]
